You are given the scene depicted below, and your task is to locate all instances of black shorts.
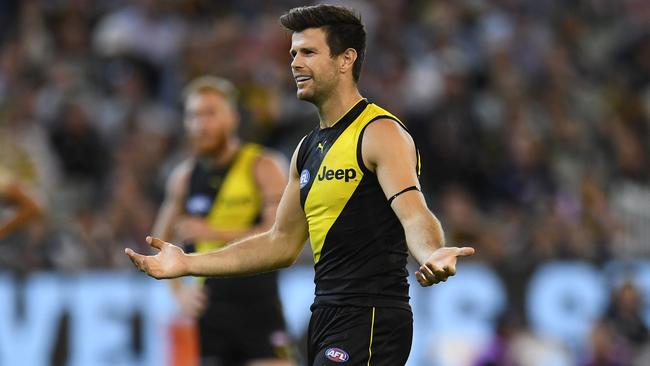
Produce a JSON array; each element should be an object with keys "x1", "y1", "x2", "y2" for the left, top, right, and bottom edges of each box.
[
  {"x1": 308, "y1": 306, "x2": 413, "y2": 366},
  {"x1": 198, "y1": 301, "x2": 292, "y2": 366}
]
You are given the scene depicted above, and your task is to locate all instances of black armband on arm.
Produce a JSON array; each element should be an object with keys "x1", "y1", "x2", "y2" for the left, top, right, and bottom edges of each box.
[{"x1": 387, "y1": 186, "x2": 421, "y2": 205}]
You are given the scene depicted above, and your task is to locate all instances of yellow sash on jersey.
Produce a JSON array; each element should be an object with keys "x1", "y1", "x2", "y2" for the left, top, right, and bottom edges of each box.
[
  {"x1": 195, "y1": 144, "x2": 263, "y2": 254},
  {"x1": 304, "y1": 103, "x2": 419, "y2": 264}
]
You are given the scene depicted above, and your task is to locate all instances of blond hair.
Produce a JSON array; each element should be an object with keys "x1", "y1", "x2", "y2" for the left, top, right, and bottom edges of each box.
[{"x1": 182, "y1": 76, "x2": 238, "y2": 106}]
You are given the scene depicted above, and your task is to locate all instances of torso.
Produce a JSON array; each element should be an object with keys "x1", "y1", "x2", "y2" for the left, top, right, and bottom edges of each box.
[
  {"x1": 184, "y1": 143, "x2": 279, "y2": 302},
  {"x1": 297, "y1": 99, "x2": 418, "y2": 309}
]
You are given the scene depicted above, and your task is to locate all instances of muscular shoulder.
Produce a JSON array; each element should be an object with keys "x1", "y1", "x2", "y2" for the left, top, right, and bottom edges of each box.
[
  {"x1": 252, "y1": 149, "x2": 288, "y2": 203},
  {"x1": 254, "y1": 149, "x2": 288, "y2": 183},
  {"x1": 364, "y1": 118, "x2": 413, "y2": 144},
  {"x1": 362, "y1": 118, "x2": 416, "y2": 172}
]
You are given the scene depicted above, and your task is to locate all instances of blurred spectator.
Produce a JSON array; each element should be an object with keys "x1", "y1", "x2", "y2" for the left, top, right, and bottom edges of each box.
[
  {"x1": 0, "y1": 85, "x2": 56, "y2": 274},
  {"x1": 582, "y1": 320, "x2": 630, "y2": 366},
  {"x1": 0, "y1": 164, "x2": 44, "y2": 273},
  {"x1": 50, "y1": 206, "x2": 121, "y2": 271},
  {"x1": 474, "y1": 310, "x2": 573, "y2": 366},
  {"x1": 49, "y1": 100, "x2": 110, "y2": 207},
  {"x1": 473, "y1": 312, "x2": 522, "y2": 366},
  {"x1": 93, "y1": 0, "x2": 186, "y2": 65},
  {"x1": 605, "y1": 281, "x2": 650, "y2": 362}
]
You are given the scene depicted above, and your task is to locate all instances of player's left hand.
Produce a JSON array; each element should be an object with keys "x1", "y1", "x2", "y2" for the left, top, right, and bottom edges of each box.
[
  {"x1": 175, "y1": 217, "x2": 216, "y2": 242},
  {"x1": 416, "y1": 246, "x2": 475, "y2": 287}
]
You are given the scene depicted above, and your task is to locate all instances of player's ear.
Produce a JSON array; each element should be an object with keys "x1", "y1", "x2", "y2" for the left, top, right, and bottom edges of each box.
[{"x1": 339, "y1": 48, "x2": 357, "y2": 75}]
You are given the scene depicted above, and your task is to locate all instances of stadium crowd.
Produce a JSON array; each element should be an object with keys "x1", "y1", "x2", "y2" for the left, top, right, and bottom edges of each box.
[{"x1": 0, "y1": 0, "x2": 648, "y2": 364}]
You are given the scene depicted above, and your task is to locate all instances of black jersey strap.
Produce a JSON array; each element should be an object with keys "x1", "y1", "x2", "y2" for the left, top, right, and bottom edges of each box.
[{"x1": 388, "y1": 186, "x2": 420, "y2": 205}]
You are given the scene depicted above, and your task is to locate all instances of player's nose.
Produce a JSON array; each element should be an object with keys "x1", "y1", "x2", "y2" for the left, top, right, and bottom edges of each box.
[{"x1": 291, "y1": 55, "x2": 304, "y2": 70}]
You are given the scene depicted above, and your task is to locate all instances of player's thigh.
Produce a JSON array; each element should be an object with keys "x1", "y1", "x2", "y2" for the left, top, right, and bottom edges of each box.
[
  {"x1": 366, "y1": 307, "x2": 413, "y2": 365},
  {"x1": 309, "y1": 306, "x2": 412, "y2": 366},
  {"x1": 198, "y1": 315, "x2": 230, "y2": 358}
]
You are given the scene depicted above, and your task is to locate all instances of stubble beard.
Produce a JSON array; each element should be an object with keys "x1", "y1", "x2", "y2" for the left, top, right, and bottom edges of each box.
[
  {"x1": 297, "y1": 75, "x2": 337, "y2": 107},
  {"x1": 194, "y1": 133, "x2": 226, "y2": 158}
]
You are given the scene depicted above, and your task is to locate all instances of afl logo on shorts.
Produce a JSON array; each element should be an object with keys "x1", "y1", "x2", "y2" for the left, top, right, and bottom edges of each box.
[
  {"x1": 325, "y1": 347, "x2": 349, "y2": 362},
  {"x1": 299, "y1": 169, "x2": 310, "y2": 189}
]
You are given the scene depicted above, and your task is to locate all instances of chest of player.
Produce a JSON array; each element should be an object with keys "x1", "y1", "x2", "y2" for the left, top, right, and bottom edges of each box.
[
  {"x1": 299, "y1": 132, "x2": 365, "y2": 220},
  {"x1": 184, "y1": 145, "x2": 263, "y2": 228},
  {"x1": 186, "y1": 190, "x2": 257, "y2": 217},
  {"x1": 185, "y1": 174, "x2": 261, "y2": 230}
]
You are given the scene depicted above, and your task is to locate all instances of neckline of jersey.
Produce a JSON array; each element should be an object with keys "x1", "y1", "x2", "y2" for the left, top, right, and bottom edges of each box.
[
  {"x1": 318, "y1": 98, "x2": 369, "y2": 132},
  {"x1": 199, "y1": 143, "x2": 246, "y2": 173}
]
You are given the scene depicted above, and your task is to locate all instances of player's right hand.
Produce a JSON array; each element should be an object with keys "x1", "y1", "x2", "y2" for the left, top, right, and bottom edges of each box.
[
  {"x1": 174, "y1": 285, "x2": 208, "y2": 318},
  {"x1": 125, "y1": 236, "x2": 188, "y2": 279}
]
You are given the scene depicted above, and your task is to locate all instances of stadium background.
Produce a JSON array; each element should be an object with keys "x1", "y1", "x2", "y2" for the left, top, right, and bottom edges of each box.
[{"x1": 0, "y1": 0, "x2": 649, "y2": 365}]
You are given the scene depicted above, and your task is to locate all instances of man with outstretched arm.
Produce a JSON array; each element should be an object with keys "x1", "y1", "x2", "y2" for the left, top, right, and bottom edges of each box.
[{"x1": 127, "y1": 4, "x2": 474, "y2": 365}]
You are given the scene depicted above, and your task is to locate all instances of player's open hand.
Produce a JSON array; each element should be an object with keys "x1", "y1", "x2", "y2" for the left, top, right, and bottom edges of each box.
[
  {"x1": 416, "y1": 246, "x2": 475, "y2": 287},
  {"x1": 125, "y1": 236, "x2": 188, "y2": 279}
]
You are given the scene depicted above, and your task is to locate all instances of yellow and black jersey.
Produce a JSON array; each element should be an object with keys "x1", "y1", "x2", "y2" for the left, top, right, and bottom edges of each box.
[
  {"x1": 297, "y1": 99, "x2": 419, "y2": 310},
  {"x1": 184, "y1": 143, "x2": 279, "y2": 302}
]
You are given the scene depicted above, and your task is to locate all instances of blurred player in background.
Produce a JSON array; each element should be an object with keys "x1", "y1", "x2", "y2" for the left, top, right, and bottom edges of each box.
[
  {"x1": 128, "y1": 5, "x2": 474, "y2": 365},
  {"x1": 0, "y1": 165, "x2": 42, "y2": 267},
  {"x1": 151, "y1": 76, "x2": 294, "y2": 366}
]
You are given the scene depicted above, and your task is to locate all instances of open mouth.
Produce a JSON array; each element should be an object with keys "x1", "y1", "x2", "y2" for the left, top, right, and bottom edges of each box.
[{"x1": 295, "y1": 76, "x2": 312, "y2": 83}]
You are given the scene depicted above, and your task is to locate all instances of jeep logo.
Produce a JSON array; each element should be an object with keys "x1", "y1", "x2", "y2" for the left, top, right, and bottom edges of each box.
[{"x1": 316, "y1": 166, "x2": 357, "y2": 182}]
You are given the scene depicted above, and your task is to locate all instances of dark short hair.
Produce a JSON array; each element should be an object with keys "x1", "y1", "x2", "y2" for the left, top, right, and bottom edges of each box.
[{"x1": 280, "y1": 4, "x2": 366, "y2": 82}]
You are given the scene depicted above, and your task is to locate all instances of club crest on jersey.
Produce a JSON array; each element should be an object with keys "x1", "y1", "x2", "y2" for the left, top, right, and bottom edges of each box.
[
  {"x1": 299, "y1": 169, "x2": 310, "y2": 189},
  {"x1": 325, "y1": 348, "x2": 349, "y2": 362},
  {"x1": 186, "y1": 195, "x2": 212, "y2": 214}
]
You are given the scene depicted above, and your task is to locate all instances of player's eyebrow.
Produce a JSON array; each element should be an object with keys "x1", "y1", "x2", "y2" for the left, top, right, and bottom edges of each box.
[{"x1": 290, "y1": 47, "x2": 317, "y2": 57}]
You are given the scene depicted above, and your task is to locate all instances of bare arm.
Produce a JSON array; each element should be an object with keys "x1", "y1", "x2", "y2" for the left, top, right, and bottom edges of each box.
[
  {"x1": 0, "y1": 182, "x2": 43, "y2": 241},
  {"x1": 362, "y1": 119, "x2": 474, "y2": 286},
  {"x1": 152, "y1": 161, "x2": 192, "y2": 242},
  {"x1": 126, "y1": 143, "x2": 310, "y2": 279}
]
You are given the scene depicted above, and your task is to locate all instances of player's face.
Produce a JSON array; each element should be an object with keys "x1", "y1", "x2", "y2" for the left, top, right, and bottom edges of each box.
[
  {"x1": 184, "y1": 91, "x2": 237, "y2": 156},
  {"x1": 290, "y1": 27, "x2": 340, "y2": 104}
]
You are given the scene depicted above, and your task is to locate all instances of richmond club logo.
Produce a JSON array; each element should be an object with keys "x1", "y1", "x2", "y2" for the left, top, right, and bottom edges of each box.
[
  {"x1": 299, "y1": 169, "x2": 310, "y2": 189},
  {"x1": 325, "y1": 347, "x2": 349, "y2": 362}
]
